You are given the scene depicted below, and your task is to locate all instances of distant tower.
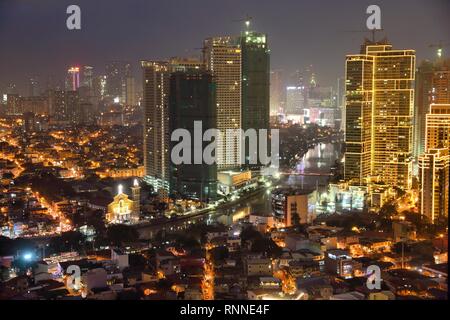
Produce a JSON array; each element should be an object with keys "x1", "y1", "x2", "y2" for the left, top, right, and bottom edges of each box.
[
  {"x1": 66, "y1": 67, "x2": 80, "y2": 91},
  {"x1": 131, "y1": 179, "x2": 141, "y2": 222}
]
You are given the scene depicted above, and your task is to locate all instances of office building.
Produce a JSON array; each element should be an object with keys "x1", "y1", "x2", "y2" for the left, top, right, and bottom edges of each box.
[
  {"x1": 270, "y1": 70, "x2": 284, "y2": 115},
  {"x1": 414, "y1": 58, "x2": 450, "y2": 158},
  {"x1": 425, "y1": 103, "x2": 450, "y2": 150},
  {"x1": 344, "y1": 40, "x2": 415, "y2": 189},
  {"x1": 169, "y1": 70, "x2": 218, "y2": 202},
  {"x1": 419, "y1": 148, "x2": 449, "y2": 223},
  {"x1": 204, "y1": 36, "x2": 242, "y2": 170},
  {"x1": 81, "y1": 66, "x2": 94, "y2": 88},
  {"x1": 286, "y1": 86, "x2": 305, "y2": 115},
  {"x1": 418, "y1": 103, "x2": 450, "y2": 224},
  {"x1": 106, "y1": 61, "x2": 132, "y2": 103},
  {"x1": 240, "y1": 30, "x2": 270, "y2": 170},
  {"x1": 125, "y1": 76, "x2": 136, "y2": 106}
]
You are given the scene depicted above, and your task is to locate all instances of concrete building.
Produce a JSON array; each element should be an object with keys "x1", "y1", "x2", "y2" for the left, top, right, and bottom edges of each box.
[
  {"x1": 245, "y1": 256, "x2": 272, "y2": 276},
  {"x1": 141, "y1": 61, "x2": 170, "y2": 197},
  {"x1": 271, "y1": 188, "x2": 316, "y2": 227},
  {"x1": 168, "y1": 70, "x2": 217, "y2": 202}
]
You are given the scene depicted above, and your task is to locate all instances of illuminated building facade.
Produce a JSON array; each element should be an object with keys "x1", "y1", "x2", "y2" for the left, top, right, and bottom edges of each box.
[
  {"x1": 48, "y1": 90, "x2": 80, "y2": 123},
  {"x1": 419, "y1": 148, "x2": 449, "y2": 223},
  {"x1": 81, "y1": 66, "x2": 94, "y2": 89},
  {"x1": 324, "y1": 249, "x2": 357, "y2": 279},
  {"x1": 425, "y1": 104, "x2": 450, "y2": 150},
  {"x1": 414, "y1": 59, "x2": 450, "y2": 158},
  {"x1": 418, "y1": 103, "x2": 450, "y2": 224},
  {"x1": 286, "y1": 86, "x2": 305, "y2": 115},
  {"x1": 345, "y1": 40, "x2": 415, "y2": 189},
  {"x1": 141, "y1": 61, "x2": 170, "y2": 196},
  {"x1": 204, "y1": 36, "x2": 242, "y2": 170},
  {"x1": 344, "y1": 49, "x2": 373, "y2": 184},
  {"x1": 66, "y1": 67, "x2": 80, "y2": 91},
  {"x1": 106, "y1": 183, "x2": 140, "y2": 224},
  {"x1": 271, "y1": 188, "x2": 315, "y2": 227},
  {"x1": 106, "y1": 61, "x2": 132, "y2": 103},
  {"x1": 270, "y1": 70, "x2": 284, "y2": 115}
]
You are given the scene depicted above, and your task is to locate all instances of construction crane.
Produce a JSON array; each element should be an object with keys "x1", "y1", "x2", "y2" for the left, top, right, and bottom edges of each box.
[
  {"x1": 232, "y1": 14, "x2": 252, "y2": 30},
  {"x1": 429, "y1": 41, "x2": 450, "y2": 59},
  {"x1": 344, "y1": 28, "x2": 385, "y2": 43}
]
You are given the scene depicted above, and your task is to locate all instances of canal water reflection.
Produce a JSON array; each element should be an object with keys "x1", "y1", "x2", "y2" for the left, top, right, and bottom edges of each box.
[{"x1": 138, "y1": 142, "x2": 341, "y2": 238}]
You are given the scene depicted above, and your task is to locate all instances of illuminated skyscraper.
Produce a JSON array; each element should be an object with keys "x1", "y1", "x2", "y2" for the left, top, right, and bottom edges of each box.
[
  {"x1": 240, "y1": 30, "x2": 270, "y2": 170},
  {"x1": 286, "y1": 86, "x2": 306, "y2": 115},
  {"x1": 418, "y1": 103, "x2": 450, "y2": 224},
  {"x1": 126, "y1": 76, "x2": 136, "y2": 106},
  {"x1": 66, "y1": 67, "x2": 80, "y2": 91},
  {"x1": 270, "y1": 70, "x2": 284, "y2": 115},
  {"x1": 204, "y1": 36, "x2": 242, "y2": 170},
  {"x1": 106, "y1": 61, "x2": 132, "y2": 103},
  {"x1": 29, "y1": 77, "x2": 39, "y2": 97},
  {"x1": 141, "y1": 61, "x2": 170, "y2": 196},
  {"x1": 344, "y1": 40, "x2": 415, "y2": 189},
  {"x1": 414, "y1": 58, "x2": 450, "y2": 158},
  {"x1": 81, "y1": 66, "x2": 94, "y2": 89},
  {"x1": 344, "y1": 45, "x2": 374, "y2": 184}
]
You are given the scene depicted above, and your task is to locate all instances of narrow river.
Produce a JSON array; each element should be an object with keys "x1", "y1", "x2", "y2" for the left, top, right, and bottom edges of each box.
[{"x1": 137, "y1": 142, "x2": 342, "y2": 239}]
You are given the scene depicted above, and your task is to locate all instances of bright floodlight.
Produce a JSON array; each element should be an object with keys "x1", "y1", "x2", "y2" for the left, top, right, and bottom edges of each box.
[{"x1": 23, "y1": 253, "x2": 33, "y2": 261}]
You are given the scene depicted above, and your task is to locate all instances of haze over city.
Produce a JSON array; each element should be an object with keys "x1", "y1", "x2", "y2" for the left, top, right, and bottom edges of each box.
[{"x1": 0, "y1": 0, "x2": 449, "y2": 93}]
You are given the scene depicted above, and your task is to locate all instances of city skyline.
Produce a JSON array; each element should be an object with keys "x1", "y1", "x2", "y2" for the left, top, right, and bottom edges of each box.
[
  {"x1": 0, "y1": 0, "x2": 448, "y2": 303},
  {"x1": 0, "y1": 0, "x2": 449, "y2": 94}
]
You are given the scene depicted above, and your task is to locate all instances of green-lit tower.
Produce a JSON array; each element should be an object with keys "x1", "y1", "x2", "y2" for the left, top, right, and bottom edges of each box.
[{"x1": 240, "y1": 20, "x2": 270, "y2": 171}]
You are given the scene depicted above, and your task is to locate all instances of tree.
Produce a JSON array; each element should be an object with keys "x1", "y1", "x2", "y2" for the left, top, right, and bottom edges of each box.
[
  {"x1": 251, "y1": 238, "x2": 282, "y2": 257},
  {"x1": 106, "y1": 225, "x2": 139, "y2": 247},
  {"x1": 0, "y1": 236, "x2": 36, "y2": 256},
  {"x1": 240, "y1": 226, "x2": 262, "y2": 242},
  {"x1": 210, "y1": 246, "x2": 229, "y2": 263},
  {"x1": 49, "y1": 231, "x2": 86, "y2": 254}
]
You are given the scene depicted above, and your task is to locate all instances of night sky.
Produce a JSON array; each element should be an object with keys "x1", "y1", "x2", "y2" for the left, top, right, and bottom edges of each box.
[{"x1": 0, "y1": 0, "x2": 449, "y2": 94}]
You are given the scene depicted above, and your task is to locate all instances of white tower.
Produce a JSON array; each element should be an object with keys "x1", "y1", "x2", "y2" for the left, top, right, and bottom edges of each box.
[{"x1": 131, "y1": 179, "x2": 141, "y2": 222}]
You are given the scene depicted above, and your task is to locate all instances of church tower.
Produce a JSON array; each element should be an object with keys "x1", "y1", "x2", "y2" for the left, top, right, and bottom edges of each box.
[{"x1": 131, "y1": 179, "x2": 141, "y2": 222}]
